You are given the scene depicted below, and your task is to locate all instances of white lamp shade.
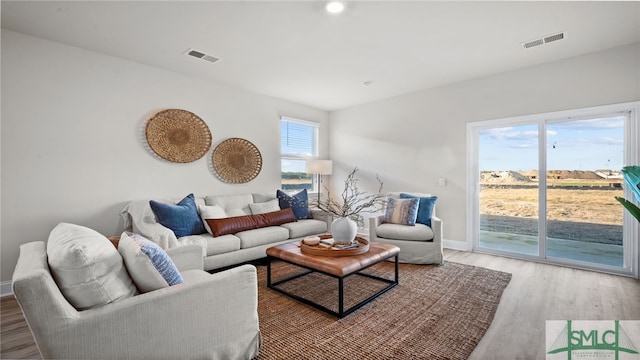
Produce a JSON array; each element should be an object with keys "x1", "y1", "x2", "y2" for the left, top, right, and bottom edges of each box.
[{"x1": 306, "y1": 160, "x2": 333, "y2": 175}]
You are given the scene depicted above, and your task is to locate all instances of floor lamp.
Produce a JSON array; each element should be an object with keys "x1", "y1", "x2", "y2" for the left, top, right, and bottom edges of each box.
[{"x1": 306, "y1": 160, "x2": 333, "y2": 203}]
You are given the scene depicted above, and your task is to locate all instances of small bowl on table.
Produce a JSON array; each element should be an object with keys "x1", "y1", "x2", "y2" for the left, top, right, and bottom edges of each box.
[{"x1": 302, "y1": 236, "x2": 321, "y2": 246}]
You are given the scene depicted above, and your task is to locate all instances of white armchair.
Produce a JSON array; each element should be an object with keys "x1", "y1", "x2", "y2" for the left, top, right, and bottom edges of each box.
[
  {"x1": 12, "y1": 241, "x2": 261, "y2": 359},
  {"x1": 369, "y1": 192, "x2": 443, "y2": 264}
]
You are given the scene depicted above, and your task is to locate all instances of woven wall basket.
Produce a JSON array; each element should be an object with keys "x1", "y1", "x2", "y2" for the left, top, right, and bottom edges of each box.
[
  {"x1": 145, "y1": 109, "x2": 212, "y2": 163},
  {"x1": 212, "y1": 138, "x2": 262, "y2": 183}
]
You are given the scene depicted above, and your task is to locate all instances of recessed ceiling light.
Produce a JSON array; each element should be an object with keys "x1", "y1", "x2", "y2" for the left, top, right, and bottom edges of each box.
[{"x1": 326, "y1": 1, "x2": 345, "y2": 14}]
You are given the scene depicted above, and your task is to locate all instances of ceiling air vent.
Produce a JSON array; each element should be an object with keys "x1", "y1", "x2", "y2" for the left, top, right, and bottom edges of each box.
[
  {"x1": 521, "y1": 31, "x2": 567, "y2": 49},
  {"x1": 522, "y1": 38, "x2": 544, "y2": 49},
  {"x1": 185, "y1": 48, "x2": 220, "y2": 63}
]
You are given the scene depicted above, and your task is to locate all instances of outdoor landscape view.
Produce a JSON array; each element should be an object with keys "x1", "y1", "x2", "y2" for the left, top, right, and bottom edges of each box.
[{"x1": 480, "y1": 170, "x2": 623, "y2": 242}]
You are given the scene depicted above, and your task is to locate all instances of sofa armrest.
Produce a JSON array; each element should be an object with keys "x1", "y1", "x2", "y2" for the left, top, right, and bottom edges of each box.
[
  {"x1": 166, "y1": 244, "x2": 204, "y2": 272},
  {"x1": 431, "y1": 215, "x2": 443, "y2": 245},
  {"x1": 369, "y1": 215, "x2": 383, "y2": 242},
  {"x1": 39, "y1": 265, "x2": 260, "y2": 359},
  {"x1": 121, "y1": 200, "x2": 178, "y2": 249}
]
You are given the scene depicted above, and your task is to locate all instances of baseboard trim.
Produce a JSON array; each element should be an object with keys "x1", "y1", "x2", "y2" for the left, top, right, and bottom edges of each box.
[
  {"x1": 1, "y1": 280, "x2": 13, "y2": 297},
  {"x1": 444, "y1": 239, "x2": 471, "y2": 251}
]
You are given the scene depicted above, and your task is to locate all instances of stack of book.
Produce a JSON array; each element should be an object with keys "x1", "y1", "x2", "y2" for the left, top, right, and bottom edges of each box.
[{"x1": 318, "y1": 238, "x2": 359, "y2": 250}]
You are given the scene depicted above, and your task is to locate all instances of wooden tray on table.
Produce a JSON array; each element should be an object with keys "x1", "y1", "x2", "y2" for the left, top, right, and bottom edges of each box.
[{"x1": 300, "y1": 234, "x2": 370, "y2": 257}]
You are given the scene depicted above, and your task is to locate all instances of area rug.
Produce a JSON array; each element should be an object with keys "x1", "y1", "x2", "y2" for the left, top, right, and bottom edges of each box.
[{"x1": 254, "y1": 261, "x2": 512, "y2": 360}]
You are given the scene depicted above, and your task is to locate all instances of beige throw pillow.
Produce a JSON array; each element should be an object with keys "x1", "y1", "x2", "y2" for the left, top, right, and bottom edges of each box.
[{"x1": 47, "y1": 223, "x2": 137, "y2": 310}]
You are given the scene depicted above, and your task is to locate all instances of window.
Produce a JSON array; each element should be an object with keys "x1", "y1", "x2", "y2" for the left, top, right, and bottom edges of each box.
[
  {"x1": 281, "y1": 116, "x2": 318, "y2": 192},
  {"x1": 467, "y1": 102, "x2": 639, "y2": 277}
]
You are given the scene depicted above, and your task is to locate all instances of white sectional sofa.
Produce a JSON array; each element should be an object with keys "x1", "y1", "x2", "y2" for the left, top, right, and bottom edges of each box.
[{"x1": 122, "y1": 193, "x2": 329, "y2": 271}]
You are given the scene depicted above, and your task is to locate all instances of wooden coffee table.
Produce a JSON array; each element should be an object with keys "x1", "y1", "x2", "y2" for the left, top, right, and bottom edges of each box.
[{"x1": 266, "y1": 241, "x2": 400, "y2": 318}]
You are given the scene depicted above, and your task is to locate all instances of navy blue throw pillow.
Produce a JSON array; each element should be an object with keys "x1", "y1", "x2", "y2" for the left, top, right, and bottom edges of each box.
[
  {"x1": 399, "y1": 193, "x2": 438, "y2": 227},
  {"x1": 277, "y1": 189, "x2": 310, "y2": 220},
  {"x1": 149, "y1": 193, "x2": 206, "y2": 237}
]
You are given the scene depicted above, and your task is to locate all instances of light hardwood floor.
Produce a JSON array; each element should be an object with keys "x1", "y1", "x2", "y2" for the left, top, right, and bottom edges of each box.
[
  {"x1": 1, "y1": 250, "x2": 639, "y2": 359},
  {"x1": 445, "y1": 250, "x2": 640, "y2": 359}
]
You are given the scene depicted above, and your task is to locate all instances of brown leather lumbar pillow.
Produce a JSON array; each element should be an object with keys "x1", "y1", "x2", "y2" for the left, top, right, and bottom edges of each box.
[
  {"x1": 257, "y1": 207, "x2": 297, "y2": 227},
  {"x1": 206, "y1": 208, "x2": 298, "y2": 237}
]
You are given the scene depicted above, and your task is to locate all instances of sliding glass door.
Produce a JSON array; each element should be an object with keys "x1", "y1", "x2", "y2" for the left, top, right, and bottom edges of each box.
[
  {"x1": 545, "y1": 117, "x2": 625, "y2": 267},
  {"x1": 468, "y1": 103, "x2": 638, "y2": 276},
  {"x1": 478, "y1": 124, "x2": 540, "y2": 256}
]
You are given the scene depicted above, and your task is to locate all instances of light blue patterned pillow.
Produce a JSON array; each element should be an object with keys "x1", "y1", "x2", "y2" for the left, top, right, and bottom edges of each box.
[
  {"x1": 382, "y1": 197, "x2": 419, "y2": 226},
  {"x1": 118, "y1": 232, "x2": 184, "y2": 293},
  {"x1": 400, "y1": 193, "x2": 438, "y2": 227}
]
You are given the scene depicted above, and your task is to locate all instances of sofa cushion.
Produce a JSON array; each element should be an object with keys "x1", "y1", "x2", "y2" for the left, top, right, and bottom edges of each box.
[
  {"x1": 199, "y1": 204, "x2": 227, "y2": 235},
  {"x1": 236, "y1": 227, "x2": 290, "y2": 248},
  {"x1": 277, "y1": 189, "x2": 310, "y2": 220},
  {"x1": 205, "y1": 194, "x2": 253, "y2": 217},
  {"x1": 280, "y1": 219, "x2": 328, "y2": 239},
  {"x1": 46, "y1": 223, "x2": 137, "y2": 310},
  {"x1": 382, "y1": 197, "x2": 419, "y2": 225},
  {"x1": 400, "y1": 193, "x2": 438, "y2": 227},
  {"x1": 252, "y1": 193, "x2": 276, "y2": 203},
  {"x1": 376, "y1": 223, "x2": 434, "y2": 241},
  {"x1": 249, "y1": 199, "x2": 280, "y2": 214},
  {"x1": 204, "y1": 234, "x2": 241, "y2": 256},
  {"x1": 118, "y1": 232, "x2": 184, "y2": 293},
  {"x1": 149, "y1": 193, "x2": 206, "y2": 237}
]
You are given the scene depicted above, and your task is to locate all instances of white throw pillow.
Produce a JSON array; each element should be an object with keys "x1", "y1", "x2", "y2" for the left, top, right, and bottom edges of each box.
[
  {"x1": 47, "y1": 223, "x2": 137, "y2": 310},
  {"x1": 249, "y1": 199, "x2": 280, "y2": 215},
  {"x1": 199, "y1": 204, "x2": 227, "y2": 235},
  {"x1": 118, "y1": 232, "x2": 184, "y2": 293}
]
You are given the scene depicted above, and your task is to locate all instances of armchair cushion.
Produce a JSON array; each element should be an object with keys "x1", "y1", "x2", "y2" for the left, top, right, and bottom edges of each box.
[
  {"x1": 118, "y1": 232, "x2": 184, "y2": 293},
  {"x1": 46, "y1": 223, "x2": 137, "y2": 310},
  {"x1": 400, "y1": 193, "x2": 438, "y2": 227},
  {"x1": 149, "y1": 193, "x2": 206, "y2": 237},
  {"x1": 376, "y1": 222, "x2": 435, "y2": 241},
  {"x1": 382, "y1": 197, "x2": 419, "y2": 225}
]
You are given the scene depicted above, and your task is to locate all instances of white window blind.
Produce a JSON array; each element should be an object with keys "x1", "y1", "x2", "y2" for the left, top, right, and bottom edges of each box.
[{"x1": 281, "y1": 117, "x2": 317, "y2": 157}]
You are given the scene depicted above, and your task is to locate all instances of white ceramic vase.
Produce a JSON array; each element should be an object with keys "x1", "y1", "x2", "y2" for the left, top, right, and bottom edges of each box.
[{"x1": 331, "y1": 216, "x2": 358, "y2": 244}]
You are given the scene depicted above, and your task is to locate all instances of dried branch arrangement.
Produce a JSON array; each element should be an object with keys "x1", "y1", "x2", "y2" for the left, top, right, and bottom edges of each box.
[{"x1": 313, "y1": 167, "x2": 387, "y2": 226}]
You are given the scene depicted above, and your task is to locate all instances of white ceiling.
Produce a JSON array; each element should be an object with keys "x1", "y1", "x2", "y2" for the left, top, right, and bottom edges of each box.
[{"x1": 2, "y1": 1, "x2": 639, "y2": 111}]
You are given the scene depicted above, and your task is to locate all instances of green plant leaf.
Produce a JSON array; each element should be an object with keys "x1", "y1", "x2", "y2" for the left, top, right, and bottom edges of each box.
[
  {"x1": 615, "y1": 196, "x2": 640, "y2": 222},
  {"x1": 621, "y1": 166, "x2": 640, "y2": 202}
]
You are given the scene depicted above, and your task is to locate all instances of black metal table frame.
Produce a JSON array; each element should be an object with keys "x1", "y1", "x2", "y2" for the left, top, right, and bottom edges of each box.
[{"x1": 267, "y1": 253, "x2": 399, "y2": 318}]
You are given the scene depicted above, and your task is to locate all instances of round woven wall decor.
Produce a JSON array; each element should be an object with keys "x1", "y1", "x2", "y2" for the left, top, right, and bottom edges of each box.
[
  {"x1": 212, "y1": 138, "x2": 262, "y2": 183},
  {"x1": 145, "y1": 109, "x2": 212, "y2": 163}
]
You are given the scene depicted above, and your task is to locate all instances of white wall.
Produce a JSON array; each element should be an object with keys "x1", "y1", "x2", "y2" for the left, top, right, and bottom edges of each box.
[
  {"x1": 0, "y1": 30, "x2": 328, "y2": 283},
  {"x1": 328, "y1": 43, "x2": 640, "y2": 245}
]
